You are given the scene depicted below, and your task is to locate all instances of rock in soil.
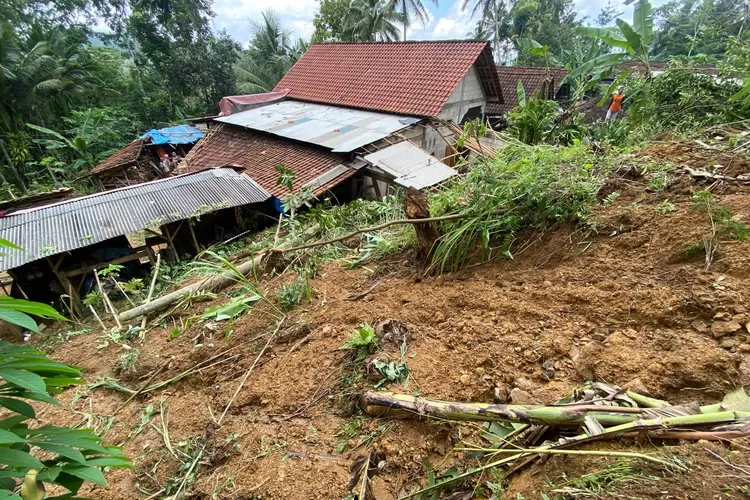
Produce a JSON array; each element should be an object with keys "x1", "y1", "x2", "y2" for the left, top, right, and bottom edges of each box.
[
  {"x1": 711, "y1": 321, "x2": 742, "y2": 338},
  {"x1": 510, "y1": 387, "x2": 535, "y2": 405}
]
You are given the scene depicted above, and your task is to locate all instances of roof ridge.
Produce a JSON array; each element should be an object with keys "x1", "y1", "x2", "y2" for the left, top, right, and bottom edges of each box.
[{"x1": 312, "y1": 40, "x2": 488, "y2": 45}]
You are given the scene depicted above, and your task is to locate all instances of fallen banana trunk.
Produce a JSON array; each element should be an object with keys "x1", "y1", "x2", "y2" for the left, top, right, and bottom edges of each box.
[{"x1": 361, "y1": 391, "x2": 750, "y2": 427}]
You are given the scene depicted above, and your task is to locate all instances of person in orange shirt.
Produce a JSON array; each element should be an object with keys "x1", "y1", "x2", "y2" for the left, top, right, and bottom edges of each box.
[{"x1": 606, "y1": 87, "x2": 625, "y2": 121}]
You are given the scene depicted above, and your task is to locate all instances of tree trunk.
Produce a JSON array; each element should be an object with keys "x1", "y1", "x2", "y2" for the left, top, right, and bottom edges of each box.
[
  {"x1": 118, "y1": 253, "x2": 267, "y2": 322},
  {"x1": 360, "y1": 391, "x2": 744, "y2": 427},
  {"x1": 0, "y1": 139, "x2": 27, "y2": 194},
  {"x1": 404, "y1": 187, "x2": 440, "y2": 259},
  {"x1": 403, "y1": 0, "x2": 407, "y2": 41}
]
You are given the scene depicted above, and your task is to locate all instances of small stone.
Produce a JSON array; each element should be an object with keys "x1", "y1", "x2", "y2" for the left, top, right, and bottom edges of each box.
[
  {"x1": 711, "y1": 321, "x2": 742, "y2": 338},
  {"x1": 713, "y1": 312, "x2": 732, "y2": 320},
  {"x1": 691, "y1": 319, "x2": 709, "y2": 334},
  {"x1": 721, "y1": 337, "x2": 740, "y2": 350},
  {"x1": 459, "y1": 374, "x2": 472, "y2": 386},
  {"x1": 474, "y1": 367, "x2": 486, "y2": 376},
  {"x1": 321, "y1": 325, "x2": 332, "y2": 335},
  {"x1": 552, "y1": 336, "x2": 572, "y2": 355},
  {"x1": 740, "y1": 356, "x2": 750, "y2": 385},
  {"x1": 738, "y1": 343, "x2": 750, "y2": 353},
  {"x1": 514, "y1": 377, "x2": 536, "y2": 392},
  {"x1": 510, "y1": 387, "x2": 534, "y2": 405},
  {"x1": 624, "y1": 377, "x2": 650, "y2": 395},
  {"x1": 494, "y1": 383, "x2": 510, "y2": 403},
  {"x1": 591, "y1": 332, "x2": 607, "y2": 342}
]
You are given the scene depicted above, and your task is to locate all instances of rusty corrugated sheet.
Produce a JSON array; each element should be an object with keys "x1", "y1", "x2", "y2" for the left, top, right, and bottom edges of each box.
[{"x1": 0, "y1": 168, "x2": 271, "y2": 270}]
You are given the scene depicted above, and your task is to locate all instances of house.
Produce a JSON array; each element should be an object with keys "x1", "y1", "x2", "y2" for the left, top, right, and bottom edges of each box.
[
  {"x1": 90, "y1": 125, "x2": 204, "y2": 190},
  {"x1": 183, "y1": 41, "x2": 505, "y2": 199},
  {"x1": 272, "y1": 41, "x2": 504, "y2": 159},
  {"x1": 0, "y1": 169, "x2": 271, "y2": 315},
  {"x1": 488, "y1": 66, "x2": 570, "y2": 117}
]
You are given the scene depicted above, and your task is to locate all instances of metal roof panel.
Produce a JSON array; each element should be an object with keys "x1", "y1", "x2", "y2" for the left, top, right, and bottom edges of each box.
[
  {"x1": 0, "y1": 168, "x2": 271, "y2": 270},
  {"x1": 363, "y1": 141, "x2": 457, "y2": 190},
  {"x1": 215, "y1": 100, "x2": 420, "y2": 152}
]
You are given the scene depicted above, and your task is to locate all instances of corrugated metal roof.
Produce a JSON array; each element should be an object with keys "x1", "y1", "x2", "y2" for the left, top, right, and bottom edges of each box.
[
  {"x1": 363, "y1": 141, "x2": 457, "y2": 190},
  {"x1": 0, "y1": 168, "x2": 271, "y2": 270},
  {"x1": 215, "y1": 100, "x2": 420, "y2": 153}
]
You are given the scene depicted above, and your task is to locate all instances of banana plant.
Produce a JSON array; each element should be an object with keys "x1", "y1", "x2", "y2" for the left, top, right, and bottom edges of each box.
[{"x1": 562, "y1": 0, "x2": 654, "y2": 86}]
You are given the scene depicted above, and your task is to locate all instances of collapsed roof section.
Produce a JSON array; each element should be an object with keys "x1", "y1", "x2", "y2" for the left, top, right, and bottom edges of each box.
[
  {"x1": 91, "y1": 125, "x2": 204, "y2": 175},
  {"x1": 0, "y1": 168, "x2": 270, "y2": 270},
  {"x1": 181, "y1": 123, "x2": 358, "y2": 197},
  {"x1": 274, "y1": 41, "x2": 503, "y2": 117},
  {"x1": 363, "y1": 141, "x2": 457, "y2": 190}
]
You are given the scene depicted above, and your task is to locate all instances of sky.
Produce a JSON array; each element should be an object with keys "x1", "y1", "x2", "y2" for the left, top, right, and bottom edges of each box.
[{"x1": 210, "y1": 0, "x2": 667, "y2": 47}]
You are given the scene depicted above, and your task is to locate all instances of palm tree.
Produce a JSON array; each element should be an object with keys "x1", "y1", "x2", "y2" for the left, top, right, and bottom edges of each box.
[
  {"x1": 398, "y1": 0, "x2": 438, "y2": 40},
  {"x1": 344, "y1": 0, "x2": 404, "y2": 42},
  {"x1": 0, "y1": 22, "x2": 95, "y2": 191},
  {"x1": 481, "y1": 0, "x2": 511, "y2": 62},
  {"x1": 467, "y1": 19, "x2": 489, "y2": 40},
  {"x1": 461, "y1": 0, "x2": 499, "y2": 19},
  {"x1": 235, "y1": 10, "x2": 303, "y2": 93}
]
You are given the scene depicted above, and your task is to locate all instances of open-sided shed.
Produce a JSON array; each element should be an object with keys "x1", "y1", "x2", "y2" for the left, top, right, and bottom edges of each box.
[{"x1": 0, "y1": 168, "x2": 270, "y2": 315}]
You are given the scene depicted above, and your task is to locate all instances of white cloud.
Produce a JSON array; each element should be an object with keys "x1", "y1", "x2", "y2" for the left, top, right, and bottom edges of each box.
[
  {"x1": 211, "y1": 0, "x2": 317, "y2": 46},
  {"x1": 408, "y1": 0, "x2": 474, "y2": 40}
]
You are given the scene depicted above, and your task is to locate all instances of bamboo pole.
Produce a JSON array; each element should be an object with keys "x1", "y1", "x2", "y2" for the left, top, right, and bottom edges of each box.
[{"x1": 361, "y1": 391, "x2": 750, "y2": 427}]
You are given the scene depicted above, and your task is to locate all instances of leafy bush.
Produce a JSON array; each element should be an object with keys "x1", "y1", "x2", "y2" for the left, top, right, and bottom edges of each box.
[
  {"x1": 626, "y1": 64, "x2": 744, "y2": 131},
  {"x1": 276, "y1": 278, "x2": 307, "y2": 311},
  {"x1": 508, "y1": 96, "x2": 559, "y2": 145},
  {"x1": 429, "y1": 143, "x2": 612, "y2": 272},
  {"x1": 339, "y1": 324, "x2": 378, "y2": 362},
  {"x1": 507, "y1": 81, "x2": 584, "y2": 146}
]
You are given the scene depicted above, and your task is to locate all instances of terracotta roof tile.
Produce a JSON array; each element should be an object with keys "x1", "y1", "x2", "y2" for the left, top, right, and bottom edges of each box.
[
  {"x1": 91, "y1": 139, "x2": 144, "y2": 174},
  {"x1": 274, "y1": 41, "x2": 503, "y2": 117},
  {"x1": 181, "y1": 124, "x2": 354, "y2": 197},
  {"x1": 489, "y1": 66, "x2": 569, "y2": 115}
]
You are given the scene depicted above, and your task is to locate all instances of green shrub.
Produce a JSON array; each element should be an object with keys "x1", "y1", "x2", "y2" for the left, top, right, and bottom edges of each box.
[
  {"x1": 339, "y1": 324, "x2": 378, "y2": 362},
  {"x1": 429, "y1": 143, "x2": 612, "y2": 272},
  {"x1": 277, "y1": 278, "x2": 307, "y2": 311}
]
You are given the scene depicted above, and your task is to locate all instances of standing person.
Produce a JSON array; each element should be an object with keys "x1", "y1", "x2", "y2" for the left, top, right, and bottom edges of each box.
[
  {"x1": 159, "y1": 154, "x2": 172, "y2": 174},
  {"x1": 606, "y1": 87, "x2": 625, "y2": 122}
]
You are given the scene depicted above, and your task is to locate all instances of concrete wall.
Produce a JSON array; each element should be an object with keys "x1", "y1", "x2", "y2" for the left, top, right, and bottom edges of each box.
[{"x1": 417, "y1": 66, "x2": 488, "y2": 158}]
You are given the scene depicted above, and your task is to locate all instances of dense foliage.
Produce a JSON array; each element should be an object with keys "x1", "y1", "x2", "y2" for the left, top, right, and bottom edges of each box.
[
  {"x1": 0, "y1": 240, "x2": 130, "y2": 497},
  {"x1": 429, "y1": 142, "x2": 611, "y2": 272}
]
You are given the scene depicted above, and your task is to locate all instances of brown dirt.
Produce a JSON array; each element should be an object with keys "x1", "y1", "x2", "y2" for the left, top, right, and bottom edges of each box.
[
  {"x1": 637, "y1": 137, "x2": 750, "y2": 178},
  {"x1": 28, "y1": 142, "x2": 750, "y2": 499}
]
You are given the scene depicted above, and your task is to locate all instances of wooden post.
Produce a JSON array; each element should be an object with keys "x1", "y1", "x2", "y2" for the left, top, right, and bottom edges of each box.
[
  {"x1": 47, "y1": 257, "x2": 83, "y2": 318},
  {"x1": 161, "y1": 225, "x2": 180, "y2": 262},
  {"x1": 186, "y1": 219, "x2": 201, "y2": 255}
]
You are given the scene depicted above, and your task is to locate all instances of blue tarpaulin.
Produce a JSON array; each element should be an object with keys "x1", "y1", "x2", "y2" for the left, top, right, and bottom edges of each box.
[{"x1": 140, "y1": 125, "x2": 204, "y2": 145}]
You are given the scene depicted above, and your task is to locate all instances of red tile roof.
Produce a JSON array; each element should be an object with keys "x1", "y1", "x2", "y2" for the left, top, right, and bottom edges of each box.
[
  {"x1": 91, "y1": 139, "x2": 145, "y2": 175},
  {"x1": 274, "y1": 41, "x2": 503, "y2": 117},
  {"x1": 181, "y1": 124, "x2": 354, "y2": 197},
  {"x1": 489, "y1": 66, "x2": 569, "y2": 115}
]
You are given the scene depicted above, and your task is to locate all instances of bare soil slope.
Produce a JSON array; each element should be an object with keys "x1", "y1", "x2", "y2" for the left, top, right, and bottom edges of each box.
[{"x1": 36, "y1": 139, "x2": 750, "y2": 499}]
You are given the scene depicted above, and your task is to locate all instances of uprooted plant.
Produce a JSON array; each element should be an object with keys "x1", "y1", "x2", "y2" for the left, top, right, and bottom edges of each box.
[{"x1": 359, "y1": 382, "x2": 750, "y2": 498}]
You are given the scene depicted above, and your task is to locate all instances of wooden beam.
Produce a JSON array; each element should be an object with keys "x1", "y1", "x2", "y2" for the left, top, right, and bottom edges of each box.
[
  {"x1": 47, "y1": 257, "x2": 82, "y2": 317},
  {"x1": 64, "y1": 249, "x2": 149, "y2": 278}
]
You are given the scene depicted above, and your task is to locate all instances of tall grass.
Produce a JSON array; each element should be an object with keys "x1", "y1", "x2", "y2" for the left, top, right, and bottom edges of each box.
[{"x1": 429, "y1": 143, "x2": 614, "y2": 272}]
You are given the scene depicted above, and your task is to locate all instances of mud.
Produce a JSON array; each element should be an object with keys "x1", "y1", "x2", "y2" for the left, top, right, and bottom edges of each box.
[{"x1": 30, "y1": 143, "x2": 750, "y2": 499}]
